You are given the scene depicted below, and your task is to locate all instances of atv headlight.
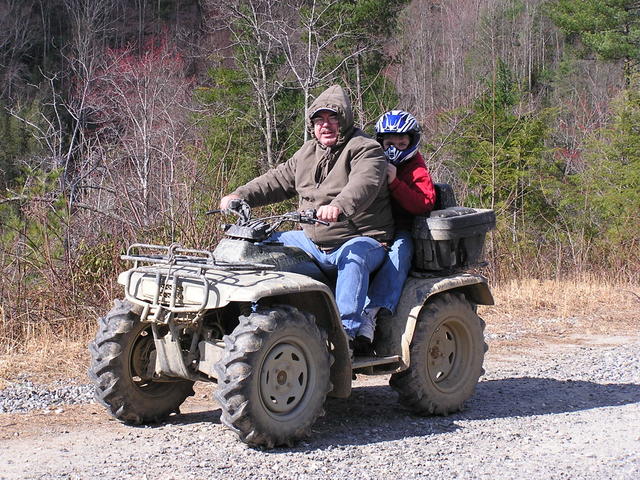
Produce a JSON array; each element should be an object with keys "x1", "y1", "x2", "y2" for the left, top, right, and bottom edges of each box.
[
  {"x1": 136, "y1": 277, "x2": 204, "y2": 306},
  {"x1": 140, "y1": 278, "x2": 159, "y2": 300},
  {"x1": 183, "y1": 283, "x2": 205, "y2": 305}
]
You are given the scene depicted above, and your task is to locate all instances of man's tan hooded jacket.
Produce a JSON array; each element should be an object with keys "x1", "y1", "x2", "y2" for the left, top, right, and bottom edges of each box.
[{"x1": 232, "y1": 85, "x2": 394, "y2": 249}]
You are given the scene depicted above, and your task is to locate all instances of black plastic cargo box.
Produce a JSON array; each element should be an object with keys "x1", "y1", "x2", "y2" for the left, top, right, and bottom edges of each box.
[{"x1": 412, "y1": 206, "x2": 496, "y2": 271}]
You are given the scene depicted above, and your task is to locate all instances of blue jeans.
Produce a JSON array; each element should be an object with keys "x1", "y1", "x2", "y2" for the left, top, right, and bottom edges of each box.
[
  {"x1": 365, "y1": 230, "x2": 414, "y2": 315},
  {"x1": 269, "y1": 230, "x2": 386, "y2": 338}
]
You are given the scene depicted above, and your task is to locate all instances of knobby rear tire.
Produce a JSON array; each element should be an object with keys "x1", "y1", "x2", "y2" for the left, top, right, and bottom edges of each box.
[{"x1": 390, "y1": 292, "x2": 487, "y2": 415}]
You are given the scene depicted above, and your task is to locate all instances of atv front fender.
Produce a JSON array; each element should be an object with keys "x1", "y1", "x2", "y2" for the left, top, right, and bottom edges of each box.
[
  {"x1": 119, "y1": 267, "x2": 352, "y2": 398},
  {"x1": 118, "y1": 267, "x2": 334, "y2": 310}
]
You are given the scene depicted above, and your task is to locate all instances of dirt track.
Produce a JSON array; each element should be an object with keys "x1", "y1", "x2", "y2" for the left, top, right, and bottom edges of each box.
[{"x1": 1, "y1": 332, "x2": 639, "y2": 480}]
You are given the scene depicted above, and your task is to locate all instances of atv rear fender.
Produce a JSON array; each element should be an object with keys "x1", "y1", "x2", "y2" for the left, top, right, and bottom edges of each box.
[{"x1": 375, "y1": 273, "x2": 493, "y2": 371}]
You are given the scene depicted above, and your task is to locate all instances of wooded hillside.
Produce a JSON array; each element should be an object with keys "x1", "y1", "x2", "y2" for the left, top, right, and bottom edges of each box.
[{"x1": 1, "y1": 0, "x2": 638, "y2": 350}]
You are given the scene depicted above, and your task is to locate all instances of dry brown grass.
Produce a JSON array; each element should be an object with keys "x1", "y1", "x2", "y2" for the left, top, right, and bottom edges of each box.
[
  {"x1": 0, "y1": 277, "x2": 638, "y2": 386},
  {"x1": 0, "y1": 321, "x2": 95, "y2": 388},
  {"x1": 480, "y1": 275, "x2": 640, "y2": 351}
]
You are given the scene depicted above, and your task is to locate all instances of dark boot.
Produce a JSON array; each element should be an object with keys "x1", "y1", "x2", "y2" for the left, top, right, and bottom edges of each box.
[{"x1": 353, "y1": 335, "x2": 375, "y2": 356}]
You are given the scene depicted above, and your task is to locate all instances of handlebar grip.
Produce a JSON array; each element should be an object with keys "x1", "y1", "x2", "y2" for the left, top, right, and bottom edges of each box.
[
  {"x1": 299, "y1": 209, "x2": 329, "y2": 226},
  {"x1": 227, "y1": 198, "x2": 243, "y2": 209}
]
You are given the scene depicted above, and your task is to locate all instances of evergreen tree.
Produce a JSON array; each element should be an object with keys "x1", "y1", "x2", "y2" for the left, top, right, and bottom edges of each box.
[
  {"x1": 446, "y1": 61, "x2": 553, "y2": 216},
  {"x1": 196, "y1": 67, "x2": 262, "y2": 195},
  {"x1": 442, "y1": 60, "x2": 556, "y2": 273},
  {"x1": 548, "y1": 0, "x2": 640, "y2": 81},
  {"x1": 331, "y1": 0, "x2": 410, "y2": 128},
  {"x1": 580, "y1": 74, "x2": 640, "y2": 248},
  {"x1": 0, "y1": 109, "x2": 26, "y2": 189}
]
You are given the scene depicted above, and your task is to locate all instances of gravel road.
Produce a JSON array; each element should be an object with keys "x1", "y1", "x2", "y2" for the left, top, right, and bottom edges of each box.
[{"x1": 1, "y1": 334, "x2": 639, "y2": 480}]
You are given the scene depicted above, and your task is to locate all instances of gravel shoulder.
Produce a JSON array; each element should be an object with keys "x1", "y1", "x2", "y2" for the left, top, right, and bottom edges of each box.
[{"x1": 1, "y1": 332, "x2": 639, "y2": 480}]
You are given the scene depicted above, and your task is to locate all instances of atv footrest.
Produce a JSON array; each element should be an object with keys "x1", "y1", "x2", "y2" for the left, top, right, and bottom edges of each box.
[{"x1": 352, "y1": 355, "x2": 400, "y2": 369}]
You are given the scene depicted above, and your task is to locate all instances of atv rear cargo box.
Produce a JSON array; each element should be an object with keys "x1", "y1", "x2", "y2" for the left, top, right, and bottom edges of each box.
[{"x1": 412, "y1": 207, "x2": 496, "y2": 271}]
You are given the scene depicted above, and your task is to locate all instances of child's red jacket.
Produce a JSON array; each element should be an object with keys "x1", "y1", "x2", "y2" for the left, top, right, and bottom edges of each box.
[{"x1": 388, "y1": 151, "x2": 436, "y2": 230}]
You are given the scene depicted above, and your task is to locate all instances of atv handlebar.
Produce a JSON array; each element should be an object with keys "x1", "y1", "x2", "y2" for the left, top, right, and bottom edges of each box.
[
  {"x1": 265, "y1": 210, "x2": 329, "y2": 226},
  {"x1": 207, "y1": 200, "x2": 329, "y2": 242}
]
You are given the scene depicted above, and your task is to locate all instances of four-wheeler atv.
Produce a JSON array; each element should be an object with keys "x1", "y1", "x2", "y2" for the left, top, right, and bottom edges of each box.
[{"x1": 88, "y1": 185, "x2": 495, "y2": 448}]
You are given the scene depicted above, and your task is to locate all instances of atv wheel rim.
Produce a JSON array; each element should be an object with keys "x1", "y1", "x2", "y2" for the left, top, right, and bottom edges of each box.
[
  {"x1": 260, "y1": 341, "x2": 309, "y2": 415},
  {"x1": 428, "y1": 324, "x2": 457, "y2": 383},
  {"x1": 130, "y1": 327, "x2": 156, "y2": 387},
  {"x1": 427, "y1": 319, "x2": 471, "y2": 391}
]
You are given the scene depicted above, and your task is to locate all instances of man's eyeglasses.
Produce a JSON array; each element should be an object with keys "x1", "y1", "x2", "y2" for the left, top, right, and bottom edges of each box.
[{"x1": 312, "y1": 115, "x2": 339, "y2": 127}]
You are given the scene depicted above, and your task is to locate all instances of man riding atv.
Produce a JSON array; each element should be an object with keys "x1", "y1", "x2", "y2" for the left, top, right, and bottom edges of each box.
[
  {"x1": 220, "y1": 84, "x2": 395, "y2": 352},
  {"x1": 89, "y1": 85, "x2": 495, "y2": 449}
]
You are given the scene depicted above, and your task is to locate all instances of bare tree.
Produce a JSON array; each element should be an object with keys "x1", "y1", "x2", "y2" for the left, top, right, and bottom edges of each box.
[
  {"x1": 202, "y1": 0, "x2": 288, "y2": 169},
  {"x1": 396, "y1": 0, "x2": 562, "y2": 132},
  {"x1": 0, "y1": 0, "x2": 39, "y2": 100},
  {"x1": 83, "y1": 38, "x2": 196, "y2": 232},
  {"x1": 274, "y1": 0, "x2": 366, "y2": 138},
  {"x1": 201, "y1": 0, "x2": 373, "y2": 159}
]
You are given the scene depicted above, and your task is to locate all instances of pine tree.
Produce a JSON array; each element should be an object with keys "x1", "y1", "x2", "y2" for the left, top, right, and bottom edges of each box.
[
  {"x1": 548, "y1": 0, "x2": 640, "y2": 81},
  {"x1": 580, "y1": 74, "x2": 640, "y2": 248},
  {"x1": 445, "y1": 61, "x2": 553, "y2": 218}
]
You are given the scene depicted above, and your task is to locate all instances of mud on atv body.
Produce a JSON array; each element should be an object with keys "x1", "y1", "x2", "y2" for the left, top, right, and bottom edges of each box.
[{"x1": 89, "y1": 191, "x2": 494, "y2": 448}]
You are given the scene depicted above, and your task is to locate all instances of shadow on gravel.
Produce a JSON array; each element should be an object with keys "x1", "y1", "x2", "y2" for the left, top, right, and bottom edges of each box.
[
  {"x1": 165, "y1": 409, "x2": 222, "y2": 426},
  {"x1": 123, "y1": 408, "x2": 222, "y2": 429},
  {"x1": 294, "y1": 377, "x2": 640, "y2": 449},
  {"x1": 124, "y1": 377, "x2": 640, "y2": 449},
  {"x1": 465, "y1": 376, "x2": 640, "y2": 420},
  {"x1": 308, "y1": 384, "x2": 460, "y2": 449}
]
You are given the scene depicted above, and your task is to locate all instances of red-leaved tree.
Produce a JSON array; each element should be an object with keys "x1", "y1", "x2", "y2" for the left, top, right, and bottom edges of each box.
[{"x1": 82, "y1": 36, "x2": 197, "y2": 237}]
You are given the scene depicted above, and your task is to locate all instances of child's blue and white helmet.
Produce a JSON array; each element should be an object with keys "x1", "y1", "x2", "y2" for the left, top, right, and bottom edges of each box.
[{"x1": 375, "y1": 110, "x2": 421, "y2": 165}]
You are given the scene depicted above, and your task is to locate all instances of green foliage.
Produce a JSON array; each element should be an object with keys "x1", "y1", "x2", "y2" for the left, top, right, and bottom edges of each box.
[
  {"x1": 0, "y1": 168, "x2": 66, "y2": 250},
  {"x1": 334, "y1": 0, "x2": 411, "y2": 39},
  {"x1": 195, "y1": 67, "x2": 261, "y2": 194},
  {"x1": 0, "y1": 106, "x2": 40, "y2": 189},
  {"x1": 479, "y1": 60, "x2": 519, "y2": 109},
  {"x1": 327, "y1": 0, "x2": 408, "y2": 127},
  {"x1": 74, "y1": 240, "x2": 120, "y2": 286},
  {"x1": 359, "y1": 77, "x2": 400, "y2": 132},
  {"x1": 578, "y1": 76, "x2": 640, "y2": 245},
  {"x1": 273, "y1": 87, "x2": 307, "y2": 160},
  {"x1": 548, "y1": 0, "x2": 640, "y2": 75},
  {"x1": 444, "y1": 61, "x2": 554, "y2": 220}
]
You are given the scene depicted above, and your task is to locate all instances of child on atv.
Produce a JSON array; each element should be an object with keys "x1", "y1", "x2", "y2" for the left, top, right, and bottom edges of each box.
[{"x1": 354, "y1": 110, "x2": 436, "y2": 354}]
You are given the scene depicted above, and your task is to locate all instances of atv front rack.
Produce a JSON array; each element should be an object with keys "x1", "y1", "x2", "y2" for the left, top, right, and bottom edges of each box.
[
  {"x1": 120, "y1": 243, "x2": 276, "y2": 321},
  {"x1": 122, "y1": 243, "x2": 275, "y2": 271}
]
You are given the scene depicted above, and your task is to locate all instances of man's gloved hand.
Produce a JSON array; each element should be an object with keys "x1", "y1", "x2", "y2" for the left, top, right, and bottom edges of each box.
[
  {"x1": 227, "y1": 198, "x2": 243, "y2": 211},
  {"x1": 219, "y1": 194, "x2": 251, "y2": 222}
]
